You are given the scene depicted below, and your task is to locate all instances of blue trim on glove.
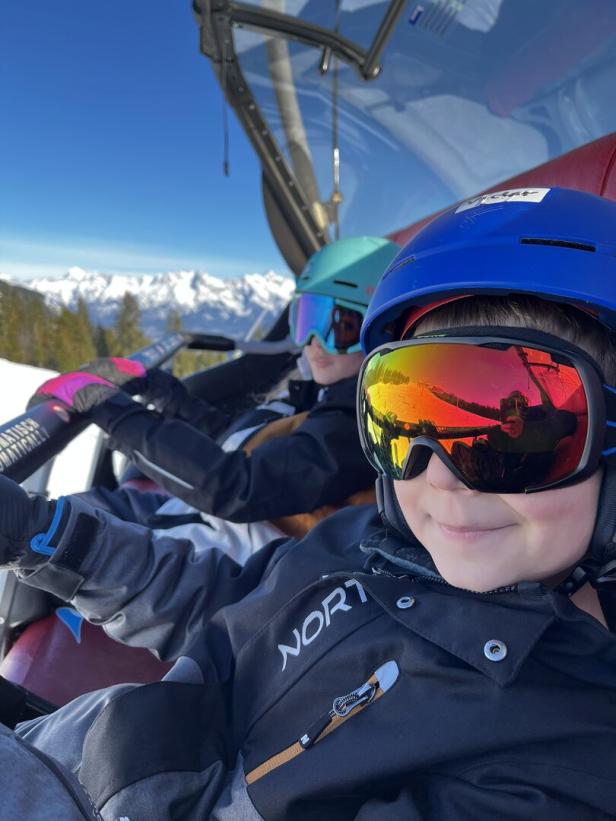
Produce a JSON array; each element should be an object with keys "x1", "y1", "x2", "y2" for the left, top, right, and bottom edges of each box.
[{"x1": 30, "y1": 497, "x2": 66, "y2": 557}]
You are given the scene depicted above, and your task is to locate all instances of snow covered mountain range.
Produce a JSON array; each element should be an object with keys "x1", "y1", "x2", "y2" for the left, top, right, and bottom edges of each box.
[{"x1": 13, "y1": 267, "x2": 295, "y2": 338}]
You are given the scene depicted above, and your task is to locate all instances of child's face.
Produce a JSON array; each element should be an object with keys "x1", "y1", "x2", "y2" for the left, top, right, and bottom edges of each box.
[
  {"x1": 394, "y1": 454, "x2": 602, "y2": 592},
  {"x1": 303, "y1": 336, "x2": 364, "y2": 385}
]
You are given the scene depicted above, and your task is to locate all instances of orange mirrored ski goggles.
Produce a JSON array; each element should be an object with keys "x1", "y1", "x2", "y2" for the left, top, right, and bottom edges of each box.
[{"x1": 357, "y1": 329, "x2": 616, "y2": 493}]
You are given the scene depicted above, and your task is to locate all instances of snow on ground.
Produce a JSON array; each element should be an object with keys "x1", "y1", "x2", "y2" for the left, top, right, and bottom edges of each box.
[{"x1": 0, "y1": 358, "x2": 102, "y2": 497}]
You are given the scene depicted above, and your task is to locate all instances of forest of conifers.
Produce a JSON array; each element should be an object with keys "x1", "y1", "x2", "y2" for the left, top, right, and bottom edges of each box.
[{"x1": 0, "y1": 282, "x2": 225, "y2": 377}]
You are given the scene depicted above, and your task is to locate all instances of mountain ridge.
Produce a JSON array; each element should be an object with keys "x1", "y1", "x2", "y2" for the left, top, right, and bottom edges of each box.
[{"x1": 5, "y1": 266, "x2": 295, "y2": 338}]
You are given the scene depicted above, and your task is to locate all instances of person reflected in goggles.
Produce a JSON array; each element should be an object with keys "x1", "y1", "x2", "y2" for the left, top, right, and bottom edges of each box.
[{"x1": 438, "y1": 385, "x2": 579, "y2": 492}]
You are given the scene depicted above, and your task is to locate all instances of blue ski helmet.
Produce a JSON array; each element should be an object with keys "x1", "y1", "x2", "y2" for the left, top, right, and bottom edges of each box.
[
  {"x1": 361, "y1": 187, "x2": 616, "y2": 354},
  {"x1": 360, "y1": 186, "x2": 616, "y2": 587}
]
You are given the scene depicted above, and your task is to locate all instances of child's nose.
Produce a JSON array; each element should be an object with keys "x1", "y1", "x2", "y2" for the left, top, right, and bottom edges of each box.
[
  {"x1": 425, "y1": 452, "x2": 468, "y2": 491},
  {"x1": 308, "y1": 335, "x2": 325, "y2": 352}
]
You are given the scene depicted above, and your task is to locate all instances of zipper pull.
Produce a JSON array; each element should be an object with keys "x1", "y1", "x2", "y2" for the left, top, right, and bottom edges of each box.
[
  {"x1": 332, "y1": 680, "x2": 376, "y2": 717},
  {"x1": 332, "y1": 660, "x2": 399, "y2": 719},
  {"x1": 298, "y1": 661, "x2": 400, "y2": 750},
  {"x1": 299, "y1": 682, "x2": 376, "y2": 749}
]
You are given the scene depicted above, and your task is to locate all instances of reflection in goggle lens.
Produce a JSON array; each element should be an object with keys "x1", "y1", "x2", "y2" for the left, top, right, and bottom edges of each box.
[
  {"x1": 359, "y1": 342, "x2": 588, "y2": 492},
  {"x1": 291, "y1": 293, "x2": 363, "y2": 352}
]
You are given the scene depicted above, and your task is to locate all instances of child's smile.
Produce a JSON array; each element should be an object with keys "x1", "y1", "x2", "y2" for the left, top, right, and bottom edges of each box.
[{"x1": 394, "y1": 452, "x2": 602, "y2": 594}]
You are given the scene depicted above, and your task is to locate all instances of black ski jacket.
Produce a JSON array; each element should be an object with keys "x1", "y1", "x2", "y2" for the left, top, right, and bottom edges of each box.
[
  {"x1": 89, "y1": 376, "x2": 375, "y2": 522},
  {"x1": 19, "y1": 502, "x2": 616, "y2": 820}
]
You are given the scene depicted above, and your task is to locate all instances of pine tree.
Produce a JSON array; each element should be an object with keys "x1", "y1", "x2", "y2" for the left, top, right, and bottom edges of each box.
[
  {"x1": 111, "y1": 292, "x2": 149, "y2": 355},
  {"x1": 172, "y1": 348, "x2": 228, "y2": 379},
  {"x1": 27, "y1": 295, "x2": 50, "y2": 367},
  {"x1": 164, "y1": 306, "x2": 228, "y2": 378},
  {"x1": 74, "y1": 298, "x2": 96, "y2": 364},
  {"x1": 51, "y1": 307, "x2": 81, "y2": 370},
  {"x1": 93, "y1": 323, "x2": 112, "y2": 357},
  {"x1": 0, "y1": 281, "x2": 102, "y2": 371},
  {"x1": 165, "y1": 308, "x2": 183, "y2": 333},
  {"x1": 5, "y1": 290, "x2": 30, "y2": 364},
  {"x1": 0, "y1": 285, "x2": 10, "y2": 356},
  {"x1": 0, "y1": 286, "x2": 22, "y2": 362}
]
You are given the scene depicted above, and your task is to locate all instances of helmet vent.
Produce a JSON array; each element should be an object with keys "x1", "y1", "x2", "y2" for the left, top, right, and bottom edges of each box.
[
  {"x1": 382, "y1": 255, "x2": 415, "y2": 279},
  {"x1": 520, "y1": 238, "x2": 595, "y2": 253},
  {"x1": 333, "y1": 279, "x2": 358, "y2": 289}
]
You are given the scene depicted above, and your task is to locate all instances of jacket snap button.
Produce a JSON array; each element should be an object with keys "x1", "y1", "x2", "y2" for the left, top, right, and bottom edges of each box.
[
  {"x1": 396, "y1": 596, "x2": 415, "y2": 610},
  {"x1": 484, "y1": 639, "x2": 507, "y2": 662}
]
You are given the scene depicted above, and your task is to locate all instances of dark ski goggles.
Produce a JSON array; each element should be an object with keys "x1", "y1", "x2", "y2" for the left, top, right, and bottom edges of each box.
[
  {"x1": 290, "y1": 293, "x2": 364, "y2": 354},
  {"x1": 358, "y1": 328, "x2": 616, "y2": 493}
]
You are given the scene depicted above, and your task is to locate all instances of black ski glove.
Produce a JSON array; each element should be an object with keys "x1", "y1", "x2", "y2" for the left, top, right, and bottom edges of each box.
[
  {"x1": 79, "y1": 359, "x2": 183, "y2": 413},
  {"x1": 139, "y1": 368, "x2": 191, "y2": 414},
  {"x1": 0, "y1": 475, "x2": 65, "y2": 569},
  {"x1": 79, "y1": 357, "x2": 148, "y2": 395},
  {"x1": 142, "y1": 369, "x2": 230, "y2": 436},
  {"x1": 82, "y1": 360, "x2": 229, "y2": 435}
]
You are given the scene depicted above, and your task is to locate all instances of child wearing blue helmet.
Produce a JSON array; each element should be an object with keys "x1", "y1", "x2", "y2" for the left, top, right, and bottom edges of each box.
[
  {"x1": 360, "y1": 186, "x2": 616, "y2": 605},
  {"x1": 0, "y1": 187, "x2": 614, "y2": 819}
]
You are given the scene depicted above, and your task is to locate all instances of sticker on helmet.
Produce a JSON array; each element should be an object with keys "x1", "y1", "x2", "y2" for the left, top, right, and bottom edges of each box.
[{"x1": 455, "y1": 188, "x2": 551, "y2": 213}]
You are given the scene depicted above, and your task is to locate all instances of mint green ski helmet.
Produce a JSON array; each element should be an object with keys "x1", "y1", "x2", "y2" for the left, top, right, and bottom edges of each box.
[{"x1": 291, "y1": 237, "x2": 399, "y2": 354}]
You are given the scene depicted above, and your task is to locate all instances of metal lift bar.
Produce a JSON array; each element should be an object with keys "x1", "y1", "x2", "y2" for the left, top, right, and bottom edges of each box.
[
  {"x1": 0, "y1": 331, "x2": 253, "y2": 484},
  {"x1": 193, "y1": 1, "x2": 406, "y2": 272},
  {"x1": 196, "y1": 1, "x2": 326, "y2": 268},
  {"x1": 229, "y1": 1, "x2": 407, "y2": 80}
]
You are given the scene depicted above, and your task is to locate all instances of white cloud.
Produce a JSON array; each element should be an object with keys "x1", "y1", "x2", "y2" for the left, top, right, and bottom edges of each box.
[{"x1": 0, "y1": 233, "x2": 274, "y2": 280}]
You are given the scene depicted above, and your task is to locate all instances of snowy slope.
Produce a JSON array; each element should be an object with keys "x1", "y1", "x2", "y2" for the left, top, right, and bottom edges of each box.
[
  {"x1": 12, "y1": 267, "x2": 296, "y2": 338},
  {"x1": 0, "y1": 358, "x2": 101, "y2": 497}
]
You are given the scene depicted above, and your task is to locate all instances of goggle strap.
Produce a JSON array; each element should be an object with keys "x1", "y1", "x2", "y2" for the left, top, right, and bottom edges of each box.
[
  {"x1": 603, "y1": 384, "x2": 616, "y2": 461},
  {"x1": 593, "y1": 560, "x2": 616, "y2": 587}
]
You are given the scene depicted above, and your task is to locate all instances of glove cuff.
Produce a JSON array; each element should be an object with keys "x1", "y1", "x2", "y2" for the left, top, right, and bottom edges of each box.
[
  {"x1": 29, "y1": 497, "x2": 69, "y2": 558},
  {"x1": 89, "y1": 391, "x2": 146, "y2": 433},
  {"x1": 18, "y1": 497, "x2": 99, "y2": 598},
  {"x1": 15, "y1": 497, "x2": 71, "y2": 570}
]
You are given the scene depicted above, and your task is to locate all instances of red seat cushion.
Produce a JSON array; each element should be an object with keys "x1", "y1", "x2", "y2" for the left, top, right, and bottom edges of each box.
[{"x1": 0, "y1": 613, "x2": 171, "y2": 706}]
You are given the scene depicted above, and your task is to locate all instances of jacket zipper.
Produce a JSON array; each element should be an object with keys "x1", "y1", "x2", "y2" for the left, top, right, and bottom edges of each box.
[
  {"x1": 245, "y1": 660, "x2": 399, "y2": 785},
  {"x1": 414, "y1": 573, "x2": 518, "y2": 595},
  {"x1": 368, "y1": 556, "x2": 518, "y2": 595}
]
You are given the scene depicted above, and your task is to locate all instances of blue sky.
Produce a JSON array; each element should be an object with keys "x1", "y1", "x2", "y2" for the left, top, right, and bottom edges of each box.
[{"x1": 0, "y1": 1, "x2": 288, "y2": 280}]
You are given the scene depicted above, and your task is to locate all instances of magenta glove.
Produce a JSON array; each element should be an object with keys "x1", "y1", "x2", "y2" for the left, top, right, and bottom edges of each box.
[
  {"x1": 27, "y1": 371, "x2": 119, "y2": 413},
  {"x1": 80, "y1": 357, "x2": 147, "y2": 391}
]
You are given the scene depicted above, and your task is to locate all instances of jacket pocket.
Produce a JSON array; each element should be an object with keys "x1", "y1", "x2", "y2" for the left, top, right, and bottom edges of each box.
[{"x1": 245, "y1": 659, "x2": 399, "y2": 785}]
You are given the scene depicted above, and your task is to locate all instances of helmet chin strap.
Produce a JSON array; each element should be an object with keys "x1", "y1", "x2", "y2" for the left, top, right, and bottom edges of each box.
[
  {"x1": 375, "y1": 474, "x2": 414, "y2": 540},
  {"x1": 558, "y1": 465, "x2": 616, "y2": 595}
]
